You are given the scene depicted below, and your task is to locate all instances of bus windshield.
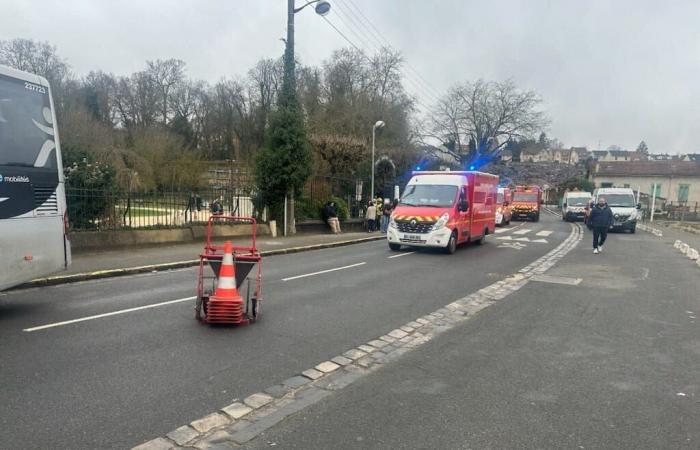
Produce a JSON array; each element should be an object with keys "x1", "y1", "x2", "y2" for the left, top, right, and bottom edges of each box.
[
  {"x1": 603, "y1": 194, "x2": 636, "y2": 207},
  {"x1": 513, "y1": 192, "x2": 538, "y2": 202},
  {"x1": 0, "y1": 74, "x2": 56, "y2": 168},
  {"x1": 400, "y1": 184, "x2": 457, "y2": 207}
]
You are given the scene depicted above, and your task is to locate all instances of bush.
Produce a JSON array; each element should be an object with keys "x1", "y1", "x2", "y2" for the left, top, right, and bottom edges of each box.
[
  {"x1": 329, "y1": 196, "x2": 349, "y2": 221},
  {"x1": 64, "y1": 151, "x2": 118, "y2": 230}
]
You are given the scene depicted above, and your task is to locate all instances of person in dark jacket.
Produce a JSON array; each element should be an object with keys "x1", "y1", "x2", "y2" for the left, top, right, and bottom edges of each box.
[{"x1": 588, "y1": 197, "x2": 614, "y2": 254}]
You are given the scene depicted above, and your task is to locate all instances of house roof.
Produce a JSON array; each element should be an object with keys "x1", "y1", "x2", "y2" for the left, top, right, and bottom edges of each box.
[
  {"x1": 608, "y1": 150, "x2": 630, "y2": 157},
  {"x1": 684, "y1": 153, "x2": 700, "y2": 161},
  {"x1": 570, "y1": 147, "x2": 588, "y2": 155},
  {"x1": 595, "y1": 161, "x2": 700, "y2": 177},
  {"x1": 592, "y1": 150, "x2": 608, "y2": 157}
]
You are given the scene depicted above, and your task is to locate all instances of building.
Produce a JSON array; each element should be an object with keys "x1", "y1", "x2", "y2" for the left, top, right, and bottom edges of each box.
[{"x1": 591, "y1": 160, "x2": 700, "y2": 203}]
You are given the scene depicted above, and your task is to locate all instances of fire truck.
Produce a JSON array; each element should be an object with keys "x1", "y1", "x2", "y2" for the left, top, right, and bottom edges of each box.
[
  {"x1": 387, "y1": 171, "x2": 498, "y2": 254},
  {"x1": 511, "y1": 185, "x2": 542, "y2": 222}
]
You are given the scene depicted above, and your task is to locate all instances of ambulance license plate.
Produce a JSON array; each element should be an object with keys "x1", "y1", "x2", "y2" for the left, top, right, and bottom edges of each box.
[{"x1": 403, "y1": 234, "x2": 421, "y2": 241}]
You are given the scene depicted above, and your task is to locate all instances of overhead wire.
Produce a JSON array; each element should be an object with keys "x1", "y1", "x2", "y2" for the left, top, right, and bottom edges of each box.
[{"x1": 336, "y1": 0, "x2": 444, "y2": 103}]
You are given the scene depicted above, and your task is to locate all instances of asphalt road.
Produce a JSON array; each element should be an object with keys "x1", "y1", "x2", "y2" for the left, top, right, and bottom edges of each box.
[
  {"x1": 0, "y1": 215, "x2": 569, "y2": 449},
  {"x1": 242, "y1": 220, "x2": 700, "y2": 449}
]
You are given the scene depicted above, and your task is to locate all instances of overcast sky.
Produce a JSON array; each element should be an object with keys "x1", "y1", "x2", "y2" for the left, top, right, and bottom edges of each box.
[{"x1": 2, "y1": 0, "x2": 699, "y2": 153}]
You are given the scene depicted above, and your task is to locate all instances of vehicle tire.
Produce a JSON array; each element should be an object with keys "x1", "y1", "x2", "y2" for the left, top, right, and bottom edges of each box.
[
  {"x1": 445, "y1": 231, "x2": 457, "y2": 254},
  {"x1": 505, "y1": 217, "x2": 510, "y2": 225},
  {"x1": 533, "y1": 212, "x2": 540, "y2": 222},
  {"x1": 630, "y1": 225, "x2": 636, "y2": 234},
  {"x1": 389, "y1": 242, "x2": 401, "y2": 251}
]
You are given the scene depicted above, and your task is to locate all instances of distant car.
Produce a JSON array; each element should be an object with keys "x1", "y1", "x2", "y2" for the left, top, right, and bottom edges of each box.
[
  {"x1": 592, "y1": 187, "x2": 641, "y2": 233},
  {"x1": 495, "y1": 187, "x2": 512, "y2": 226},
  {"x1": 562, "y1": 191, "x2": 592, "y2": 222}
]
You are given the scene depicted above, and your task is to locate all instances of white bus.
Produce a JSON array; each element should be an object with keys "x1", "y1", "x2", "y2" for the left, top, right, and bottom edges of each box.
[{"x1": 0, "y1": 65, "x2": 71, "y2": 290}]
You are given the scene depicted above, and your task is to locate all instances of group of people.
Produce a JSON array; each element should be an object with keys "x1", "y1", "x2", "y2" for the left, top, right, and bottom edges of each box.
[{"x1": 366, "y1": 198, "x2": 396, "y2": 233}]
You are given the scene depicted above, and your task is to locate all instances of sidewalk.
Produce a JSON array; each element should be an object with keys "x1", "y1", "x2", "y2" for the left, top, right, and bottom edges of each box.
[
  {"x1": 21, "y1": 232, "x2": 384, "y2": 288},
  {"x1": 649, "y1": 220, "x2": 700, "y2": 250}
]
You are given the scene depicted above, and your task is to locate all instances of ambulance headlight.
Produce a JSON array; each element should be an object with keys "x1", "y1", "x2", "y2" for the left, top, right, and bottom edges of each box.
[
  {"x1": 389, "y1": 217, "x2": 397, "y2": 229},
  {"x1": 433, "y1": 213, "x2": 450, "y2": 230}
]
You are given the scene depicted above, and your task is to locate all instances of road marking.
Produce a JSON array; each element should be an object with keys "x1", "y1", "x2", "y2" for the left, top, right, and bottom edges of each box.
[
  {"x1": 494, "y1": 228, "x2": 507, "y2": 234},
  {"x1": 514, "y1": 237, "x2": 531, "y2": 242},
  {"x1": 388, "y1": 251, "x2": 416, "y2": 259},
  {"x1": 496, "y1": 236, "x2": 513, "y2": 241},
  {"x1": 282, "y1": 262, "x2": 366, "y2": 281},
  {"x1": 536, "y1": 230, "x2": 553, "y2": 237},
  {"x1": 531, "y1": 275, "x2": 582, "y2": 286},
  {"x1": 513, "y1": 229, "x2": 531, "y2": 235},
  {"x1": 498, "y1": 242, "x2": 527, "y2": 250},
  {"x1": 531, "y1": 238, "x2": 549, "y2": 243},
  {"x1": 23, "y1": 296, "x2": 196, "y2": 332}
]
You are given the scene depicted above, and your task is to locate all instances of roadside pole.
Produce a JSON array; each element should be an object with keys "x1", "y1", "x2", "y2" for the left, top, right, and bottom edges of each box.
[{"x1": 650, "y1": 182, "x2": 657, "y2": 223}]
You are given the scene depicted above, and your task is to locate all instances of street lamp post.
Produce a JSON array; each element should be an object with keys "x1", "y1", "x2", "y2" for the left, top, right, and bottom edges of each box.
[
  {"x1": 371, "y1": 120, "x2": 385, "y2": 200},
  {"x1": 282, "y1": 0, "x2": 330, "y2": 236}
]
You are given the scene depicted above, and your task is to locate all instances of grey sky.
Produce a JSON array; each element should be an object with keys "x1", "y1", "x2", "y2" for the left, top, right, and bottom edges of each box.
[{"x1": 2, "y1": 0, "x2": 698, "y2": 153}]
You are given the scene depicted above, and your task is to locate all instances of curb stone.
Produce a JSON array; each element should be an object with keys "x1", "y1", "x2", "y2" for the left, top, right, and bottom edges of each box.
[
  {"x1": 13, "y1": 235, "x2": 385, "y2": 290},
  {"x1": 132, "y1": 224, "x2": 584, "y2": 449}
]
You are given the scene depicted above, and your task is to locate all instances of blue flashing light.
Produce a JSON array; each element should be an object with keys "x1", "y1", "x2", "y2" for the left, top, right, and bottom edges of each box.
[
  {"x1": 469, "y1": 165, "x2": 476, "y2": 170},
  {"x1": 415, "y1": 165, "x2": 421, "y2": 170}
]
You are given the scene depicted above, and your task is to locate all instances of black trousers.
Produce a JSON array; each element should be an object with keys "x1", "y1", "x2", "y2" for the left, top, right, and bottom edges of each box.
[{"x1": 592, "y1": 226, "x2": 608, "y2": 248}]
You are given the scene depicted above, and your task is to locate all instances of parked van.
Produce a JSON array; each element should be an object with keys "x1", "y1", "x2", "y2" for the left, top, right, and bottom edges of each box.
[
  {"x1": 562, "y1": 191, "x2": 592, "y2": 222},
  {"x1": 496, "y1": 187, "x2": 512, "y2": 226},
  {"x1": 388, "y1": 171, "x2": 498, "y2": 254},
  {"x1": 592, "y1": 187, "x2": 640, "y2": 233},
  {"x1": 512, "y1": 185, "x2": 542, "y2": 221}
]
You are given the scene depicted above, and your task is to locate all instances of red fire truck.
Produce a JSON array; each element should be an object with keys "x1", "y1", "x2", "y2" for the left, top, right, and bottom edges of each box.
[
  {"x1": 387, "y1": 171, "x2": 499, "y2": 254},
  {"x1": 511, "y1": 185, "x2": 542, "y2": 222}
]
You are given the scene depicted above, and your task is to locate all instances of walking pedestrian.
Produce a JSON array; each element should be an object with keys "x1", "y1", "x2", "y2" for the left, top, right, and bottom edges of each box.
[
  {"x1": 588, "y1": 196, "x2": 614, "y2": 254},
  {"x1": 366, "y1": 201, "x2": 377, "y2": 232}
]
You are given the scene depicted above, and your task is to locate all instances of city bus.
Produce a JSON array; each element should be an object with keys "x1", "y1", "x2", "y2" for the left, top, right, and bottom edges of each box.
[{"x1": 0, "y1": 65, "x2": 71, "y2": 290}]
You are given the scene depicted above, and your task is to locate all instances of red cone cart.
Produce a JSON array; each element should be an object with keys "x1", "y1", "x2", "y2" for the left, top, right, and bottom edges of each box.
[{"x1": 195, "y1": 216, "x2": 263, "y2": 325}]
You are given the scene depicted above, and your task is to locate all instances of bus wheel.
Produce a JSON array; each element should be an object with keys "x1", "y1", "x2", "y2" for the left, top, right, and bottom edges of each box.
[
  {"x1": 445, "y1": 232, "x2": 457, "y2": 254},
  {"x1": 389, "y1": 242, "x2": 401, "y2": 251}
]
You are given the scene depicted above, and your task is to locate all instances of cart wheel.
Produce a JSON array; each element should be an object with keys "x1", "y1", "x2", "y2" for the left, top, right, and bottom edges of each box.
[
  {"x1": 196, "y1": 295, "x2": 209, "y2": 321},
  {"x1": 247, "y1": 298, "x2": 260, "y2": 322}
]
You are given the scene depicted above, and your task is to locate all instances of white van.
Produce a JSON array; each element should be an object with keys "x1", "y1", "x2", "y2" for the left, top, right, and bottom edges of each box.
[
  {"x1": 592, "y1": 187, "x2": 640, "y2": 233},
  {"x1": 562, "y1": 191, "x2": 592, "y2": 222}
]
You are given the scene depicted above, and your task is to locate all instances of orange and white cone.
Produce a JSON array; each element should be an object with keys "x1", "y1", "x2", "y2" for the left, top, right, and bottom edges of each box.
[{"x1": 206, "y1": 241, "x2": 246, "y2": 324}]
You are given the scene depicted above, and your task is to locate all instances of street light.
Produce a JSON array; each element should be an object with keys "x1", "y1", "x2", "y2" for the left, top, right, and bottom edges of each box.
[
  {"x1": 371, "y1": 120, "x2": 385, "y2": 200},
  {"x1": 287, "y1": 0, "x2": 332, "y2": 80}
]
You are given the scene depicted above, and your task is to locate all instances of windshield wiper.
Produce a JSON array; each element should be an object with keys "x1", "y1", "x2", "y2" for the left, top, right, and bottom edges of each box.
[{"x1": 414, "y1": 204, "x2": 442, "y2": 207}]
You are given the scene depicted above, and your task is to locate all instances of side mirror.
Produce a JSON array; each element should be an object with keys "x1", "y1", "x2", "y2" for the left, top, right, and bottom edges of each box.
[
  {"x1": 636, "y1": 203, "x2": 642, "y2": 209},
  {"x1": 459, "y1": 200, "x2": 469, "y2": 212}
]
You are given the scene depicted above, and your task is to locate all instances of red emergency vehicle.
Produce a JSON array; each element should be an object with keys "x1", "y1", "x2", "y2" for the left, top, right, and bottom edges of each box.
[
  {"x1": 387, "y1": 171, "x2": 499, "y2": 254},
  {"x1": 511, "y1": 185, "x2": 542, "y2": 222},
  {"x1": 496, "y1": 187, "x2": 513, "y2": 226}
]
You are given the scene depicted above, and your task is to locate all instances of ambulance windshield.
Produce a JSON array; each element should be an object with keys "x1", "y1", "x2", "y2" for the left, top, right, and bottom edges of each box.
[{"x1": 400, "y1": 184, "x2": 457, "y2": 207}]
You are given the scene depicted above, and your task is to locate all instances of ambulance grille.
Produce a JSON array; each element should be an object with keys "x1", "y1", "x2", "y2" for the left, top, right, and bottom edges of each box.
[{"x1": 397, "y1": 221, "x2": 434, "y2": 234}]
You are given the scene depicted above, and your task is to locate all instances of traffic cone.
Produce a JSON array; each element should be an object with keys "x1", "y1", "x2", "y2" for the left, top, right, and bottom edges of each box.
[{"x1": 206, "y1": 241, "x2": 247, "y2": 324}]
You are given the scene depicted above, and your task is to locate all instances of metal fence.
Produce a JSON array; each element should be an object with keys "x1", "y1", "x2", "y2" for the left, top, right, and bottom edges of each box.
[
  {"x1": 66, "y1": 188, "x2": 266, "y2": 231},
  {"x1": 300, "y1": 175, "x2": 371, "y2": 219},
  {"x1": 637, "y1": 193, "x2": 700, "y2": 222}
]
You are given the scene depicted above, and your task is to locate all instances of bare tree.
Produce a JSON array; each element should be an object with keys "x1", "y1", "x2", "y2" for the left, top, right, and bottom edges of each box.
[
  {"x1": 427, "y1": 79, "x2": 548, "y2": 166},
  {"x1": 146, "y1": 59, "x2": 186, "y2": 124}
]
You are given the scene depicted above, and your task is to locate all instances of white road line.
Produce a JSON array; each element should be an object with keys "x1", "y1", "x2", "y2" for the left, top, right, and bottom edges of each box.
[
  {"x1": 282, "y1": 262, "x2": 366, "y2": 282},
  {"x1": 513, "y1": 229, "x2": 531, "y2": 235},
  {"x1": 494, "y1": 228, "x2": 507, "y2": 234},
  {"x1": 23, "y1": 296, "x2": 196, "y2": 332},
  {"x1": 536, "y1": 230, "x2": 553, "y2": 237},
  {"x1": 388, "y1": 251, "x2": 416, "y2": 259}
]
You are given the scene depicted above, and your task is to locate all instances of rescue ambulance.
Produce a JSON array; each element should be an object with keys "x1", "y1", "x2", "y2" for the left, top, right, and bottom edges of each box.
[
  {"x1": 511, "y1": 185, "x2": 542, "y2": 222},
  {"x1": 387, "y1": 171, "x2": 498, "y2": 254},
  {"x1": 496, "y1": 187, "x2": 513, "y2": 226}
]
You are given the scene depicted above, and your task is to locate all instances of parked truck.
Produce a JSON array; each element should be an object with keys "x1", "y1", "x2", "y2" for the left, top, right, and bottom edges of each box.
[{"x1": 387, "y1": 171, "x2": 498, "y2": 254}]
